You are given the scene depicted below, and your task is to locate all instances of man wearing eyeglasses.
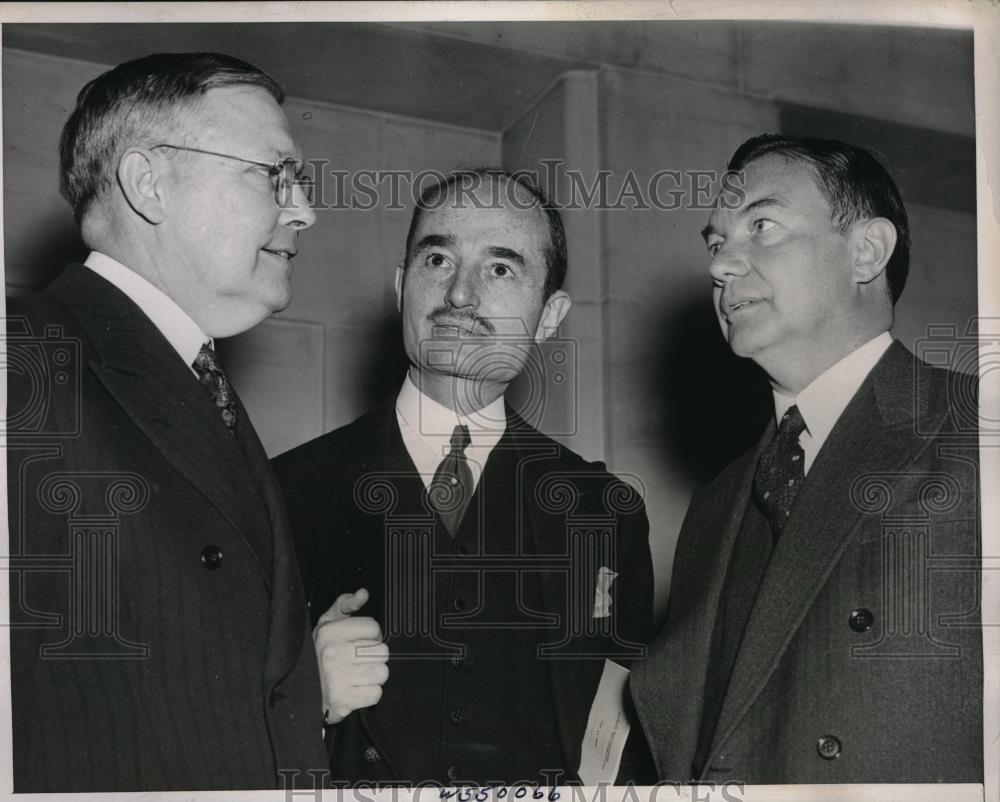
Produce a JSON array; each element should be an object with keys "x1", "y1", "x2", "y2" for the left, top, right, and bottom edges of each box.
[{"x1": 6, "y1": 52, "x2": 325, "y2": 792}]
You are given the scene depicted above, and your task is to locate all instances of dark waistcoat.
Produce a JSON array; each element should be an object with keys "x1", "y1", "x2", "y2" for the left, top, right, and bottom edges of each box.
[{"x1": 372, "y1": 440, "x2": 564, "y2": 784}]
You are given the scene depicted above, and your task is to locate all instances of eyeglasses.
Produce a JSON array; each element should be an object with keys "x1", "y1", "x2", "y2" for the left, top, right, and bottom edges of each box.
[{"x1": 152, "y1": 144, "x2": 315, "y2": 206}]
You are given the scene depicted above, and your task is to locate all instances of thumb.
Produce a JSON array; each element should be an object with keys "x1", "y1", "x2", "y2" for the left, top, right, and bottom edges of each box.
[{"x1": 321, "y1": 588, "x2": 369, "y2": 623}]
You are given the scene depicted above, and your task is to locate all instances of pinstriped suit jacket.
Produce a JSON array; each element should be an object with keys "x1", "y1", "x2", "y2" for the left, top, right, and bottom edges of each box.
[{"x1": 7, "y1": 264, "x2": 327, "y2": 791}]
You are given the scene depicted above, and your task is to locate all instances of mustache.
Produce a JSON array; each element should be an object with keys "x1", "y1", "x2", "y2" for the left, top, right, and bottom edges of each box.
[{"x1": 427, "y1": 307, "x2": 496, "y2": 336}]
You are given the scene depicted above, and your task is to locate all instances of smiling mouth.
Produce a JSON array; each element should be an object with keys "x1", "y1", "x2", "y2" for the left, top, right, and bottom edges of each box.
[
  {"x1": 725, "y1": 298, "x2": 761, "y2": 318},
  {"x1": 262, "y1": 248, "x2": 296, "y2": 260}
]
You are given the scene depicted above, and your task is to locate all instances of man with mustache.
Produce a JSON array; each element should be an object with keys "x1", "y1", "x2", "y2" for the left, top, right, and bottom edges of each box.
[
  {"x1": 6, "y1": 53, "x2": 326, "y2": 790},
  {"x1": 275, "y1": 170, "x2": 654, "y2": 785},
  {"x1": 630, "y1": 135, "x2": 982, "y2": 783}
]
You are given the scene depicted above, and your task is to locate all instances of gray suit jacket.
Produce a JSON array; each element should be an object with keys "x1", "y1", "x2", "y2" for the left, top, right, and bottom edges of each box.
[{"x1": 631, "y1": 341, "x2": 982, "y2": 783}]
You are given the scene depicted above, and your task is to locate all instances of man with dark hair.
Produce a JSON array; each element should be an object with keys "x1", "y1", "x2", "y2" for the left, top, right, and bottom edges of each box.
[
  {"x1": 726, "y1": 135, "x2": 912, "y2": 303},
  {"x1": 631, "y1": 134, "x2": 982, "y2": 783},
  {"x1": 275, "y1": 169, "x2": 654, "y2": 785},
  {"x1": 7, "y1": 52, "x2": 326, "y2": 791}
]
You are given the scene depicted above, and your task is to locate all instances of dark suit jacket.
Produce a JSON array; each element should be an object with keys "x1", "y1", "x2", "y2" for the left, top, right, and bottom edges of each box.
[
  {"x1": 274, "y1": 401, "x2": 655, "y2": 784},
  {"x1": 631, "y1": 341, "x2": 982, "y2": 783},
  {"x1": 7, "y1": 264, "x2": 327, "y2": 791}
]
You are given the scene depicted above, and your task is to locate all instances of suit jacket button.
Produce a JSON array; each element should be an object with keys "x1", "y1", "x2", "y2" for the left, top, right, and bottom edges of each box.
[
  {"x1": 849, "y1": 608, "x2": 874, "y2": 632},
  {"x1": 364, "y1": 746, "x2": 381, "y2": 763},
  {"x1": 817, "y1": 735, "x2": 841, "y2": 760},
  {"x1": 453, "y1": 597, "x2": 467, "y2": 612},
  {"x1": 200, "y1": 545, "x2": 223, "y2": 569},
  {"x1": 450, "y1": 653, "x2": 464, "y2": 667},
  {"x1": 449, "y1": 707, "x2": 465, "y2": 723},
  {"x1": 447, "y1": 765, "x2": 460, "y2": 782}
]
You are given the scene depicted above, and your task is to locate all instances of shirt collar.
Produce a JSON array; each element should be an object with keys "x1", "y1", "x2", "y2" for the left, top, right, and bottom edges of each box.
[
  {"x1": 84, "y1": 251, "x2": 210, "y2": 370},
  {"x1": 396, "y1": 372, "x2": 507, "y2": 453},
  {"x1": 772, "y1": 331, "x2": 893, "y2": 444}
]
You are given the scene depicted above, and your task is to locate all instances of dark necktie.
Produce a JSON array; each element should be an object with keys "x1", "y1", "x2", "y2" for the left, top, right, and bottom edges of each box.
[
  {"x1": 192, "y1": 343, "x2": 238, "y2": 430},
  {"x1": 429, "y1": 424, "x2": 474, "y2": 536},
  {"x1": 753, "y1": 404, "x2": 807, "y2": 540}
]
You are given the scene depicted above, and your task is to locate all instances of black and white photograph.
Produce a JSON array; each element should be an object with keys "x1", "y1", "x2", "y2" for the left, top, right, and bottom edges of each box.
[{"x1": 2, "y1": 3, "x2": 997, "y2": 800}]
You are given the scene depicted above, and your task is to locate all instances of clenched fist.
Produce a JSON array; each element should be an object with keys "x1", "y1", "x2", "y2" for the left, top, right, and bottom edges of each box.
[{"x1": 313, "y1": 588, "x2": 390, "y2": 725}]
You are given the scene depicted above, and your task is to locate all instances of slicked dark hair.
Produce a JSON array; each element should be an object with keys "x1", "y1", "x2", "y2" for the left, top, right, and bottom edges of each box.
[
  {"x1": 60, "y1": 51, "x2": 284, "y2": 222},
  {"x1": 404, "y1": 168, "x2": 568, "y2": 300},
  {"x1": 728, "y1": 134, "x2": 910, "y2": 304}
]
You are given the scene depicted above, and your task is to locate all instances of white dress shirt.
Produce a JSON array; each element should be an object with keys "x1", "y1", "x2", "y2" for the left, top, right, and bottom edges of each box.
[
  {"x1": 395, "y1": 374, "x2": 507, "y2": 492},
  {"x1": 84, "y1": 251, "x2": 209, "y2": 375},
  {"x1": 772, "y1": 331, "x2": 893, "y2": 474}
]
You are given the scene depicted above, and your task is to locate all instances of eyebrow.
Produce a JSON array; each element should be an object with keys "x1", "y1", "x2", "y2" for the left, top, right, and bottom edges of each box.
[
  {"x1": 253, "y1": 146, "x2": 299, "y2": 164},
  {"x1": 414, "y1": 234, "x2": 456, "y2": 251},
  {"x1": 700, "y1": 195, "x2": 787, "y2": 242},
  {"x1": 414, "y1": 238, "x2": 526, "y2": 267},
  {"x1": 486, "y1": 246, "x2": 525, "y2": 266}
]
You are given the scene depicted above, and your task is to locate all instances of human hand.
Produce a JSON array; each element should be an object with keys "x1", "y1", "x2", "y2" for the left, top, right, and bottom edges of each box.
[{"x1": 314, "y1": 588, "x2": 389, "y2": 725}]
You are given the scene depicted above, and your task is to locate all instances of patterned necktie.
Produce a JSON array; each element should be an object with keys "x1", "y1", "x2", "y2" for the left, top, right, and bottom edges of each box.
[
  {"x1": 192, "y1": 343, "x2": 238, "y2": 430},
  {"x1": 753, "y1": 404, "x2": 807, "y2": 540},
  {"x1": 429, "y1": 424, "x2": 474, "y2": 537}
]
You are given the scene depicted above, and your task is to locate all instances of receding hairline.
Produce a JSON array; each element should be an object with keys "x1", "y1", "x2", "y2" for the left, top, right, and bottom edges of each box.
[
  {"x1": 422, "y1": 174, "x2": 551, "y2": 223},
  {"x1": 409, "y1": 177, "x2": 552, "y2": 259},
  {"x1": 171, "y1": 85, "x2": 296, "y2": 158},
  {"x1": 425, "y1": 172, "x2": 547, "y2": 208}
]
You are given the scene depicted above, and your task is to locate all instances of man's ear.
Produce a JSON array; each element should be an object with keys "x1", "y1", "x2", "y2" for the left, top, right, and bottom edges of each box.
[
  {"x1": 394, "y1": 262, "x2": 405, "y2": 314},
  {"x1": 534, "y1": 290, "x2": 572, "y2": 342},
  {"x1": 117, "y1": 148, "x2": 167, "y2": 225},
  {"x1": 852, "y1": 217, "x2": 897, "y2": 285}
]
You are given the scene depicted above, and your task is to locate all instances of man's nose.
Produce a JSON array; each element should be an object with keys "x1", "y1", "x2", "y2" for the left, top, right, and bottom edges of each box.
[
  {"x1": 280, "y1": 182, "x2": 316, "y2": 230},
  {"x1": 445, "y1": 265, "x2": 480, "y2": 309},
  {"x1": 708, "y1": 242, "x2": 751, "y2": 284}
]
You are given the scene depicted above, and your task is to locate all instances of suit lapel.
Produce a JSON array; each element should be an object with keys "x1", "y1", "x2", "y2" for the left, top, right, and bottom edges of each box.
[
  {"x1": 346, "y1": 404, "x2": 414, "y2": 779},
  {"x1": 510, "y1": 411, "x2": 563, "y2": 569},
  {"x1": 708, "y1": 342, "x2": 944, "y2": 761},
  {"x1": 305, "y1": 402, "x2": 418, "y2": 597},
  {"x1": 631, "y1": 433, "x2": 766, "y2": 778},
  {"x1": 237, "y1": 395, "x2": 310, "y2": 691},
  {"x1": 50, "y1": 264, "x2": 274, "y2": 585}
]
